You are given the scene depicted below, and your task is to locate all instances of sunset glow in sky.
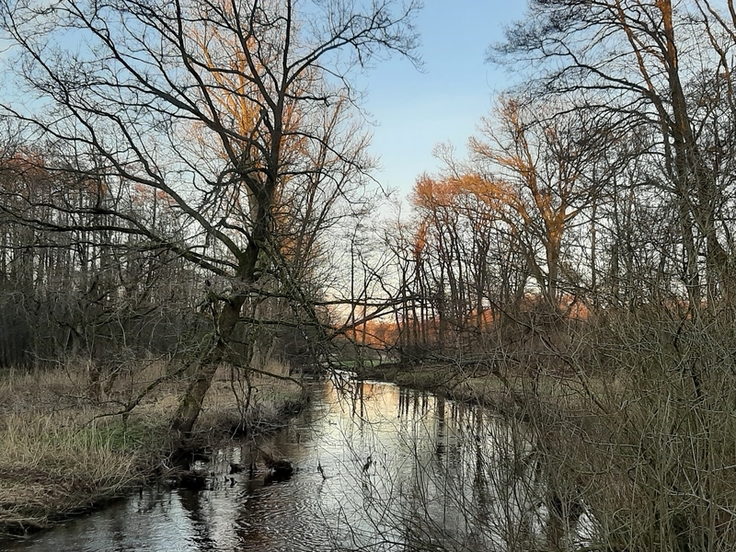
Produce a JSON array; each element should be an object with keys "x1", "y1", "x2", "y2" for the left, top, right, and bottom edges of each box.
[{"x1": 360, "y1": 1, "x2": 528, "y2": 197}]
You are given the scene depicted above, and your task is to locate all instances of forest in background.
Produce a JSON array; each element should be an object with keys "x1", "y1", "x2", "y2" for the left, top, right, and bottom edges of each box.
[
  {"x1": 3, "y1": 1, "x2": 736, "y2": 548},
  {"x1": 4, "y1": 0, "x2": 736, "y2": 367}
]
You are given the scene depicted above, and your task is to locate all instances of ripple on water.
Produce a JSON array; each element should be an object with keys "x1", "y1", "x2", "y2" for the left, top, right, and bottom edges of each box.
[{"x1": 0, "y1": 378, "x2": 558, "y2": 552}]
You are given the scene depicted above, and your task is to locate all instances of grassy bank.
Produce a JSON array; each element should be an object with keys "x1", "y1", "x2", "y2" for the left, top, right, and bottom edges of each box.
[
  {"x1": 355, "y1": 358, "x2": 548, "y2": 415},
  {"x1": 0, "y1": 360, "x2": 305, "y2": 538},
  {"x1": 357, "y1": 308, "x2": 736, "y2": 550}
]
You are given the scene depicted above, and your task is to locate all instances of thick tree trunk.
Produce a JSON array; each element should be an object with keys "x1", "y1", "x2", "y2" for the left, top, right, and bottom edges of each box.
[
  {"x1": 170, "y1": 297, "x2": 246, "y2": 437},
  {"x1": 170, "y1": 359, "x2": 221, "y2": 437}
]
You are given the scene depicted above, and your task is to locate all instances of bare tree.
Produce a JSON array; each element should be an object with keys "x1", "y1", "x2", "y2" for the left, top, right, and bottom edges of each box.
[
  {"x1": 492, "y1": 0, "x2": 736, "y2": 309},
  {"x1": 469, "y1": 97, "x2": 606, "y2": 311},
  {"x1": 0, "y1": 0, "x2": 419, "y2": 436}
]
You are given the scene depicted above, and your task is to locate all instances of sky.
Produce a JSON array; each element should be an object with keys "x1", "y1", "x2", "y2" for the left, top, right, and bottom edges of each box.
[{"x1": 359, "y1": 1, "x2": 529, "y2": 199}]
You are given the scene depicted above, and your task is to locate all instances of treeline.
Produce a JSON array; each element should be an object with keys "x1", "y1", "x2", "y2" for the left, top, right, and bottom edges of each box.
[
  {"x1": 374, "y1": 0, "x2": 736, "y2": 360},
  {"x1": 0, "y1": 153, "x2": 330, "y2": 370},
  {"x1": 0, "y1": 154, "x2": 203, "y2": 367},
  {"x1": 3, "y1": 0, "x2": 736, "y2": 374}
]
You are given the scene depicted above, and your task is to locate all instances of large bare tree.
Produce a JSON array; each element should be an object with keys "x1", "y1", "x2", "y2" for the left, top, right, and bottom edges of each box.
[
  {"x1": 468, "y1": 97, "x2": 606, "y2": 310},
  {"x1": 0, "y1": 0, "x2": 419, "y2": 435}
]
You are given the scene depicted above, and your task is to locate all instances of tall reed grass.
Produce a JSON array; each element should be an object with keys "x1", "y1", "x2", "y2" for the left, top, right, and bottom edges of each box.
[{"x1": 0, "y1": 365, "x2": 172, "y2": 535}]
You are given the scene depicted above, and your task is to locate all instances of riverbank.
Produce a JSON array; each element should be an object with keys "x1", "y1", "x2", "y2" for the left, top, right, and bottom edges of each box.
[
  {"x1": 355, "y1": 333, "x2": 736, "y2": 551},
  {"x1": 354, "y1": 359, "x2": 537, "y2": 415},
  {"x1": 0, "y1": 361, "x2": 307, "y2": 538}
]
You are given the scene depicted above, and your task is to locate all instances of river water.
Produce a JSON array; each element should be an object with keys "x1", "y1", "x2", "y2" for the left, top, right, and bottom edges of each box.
[{"x1": 3, "y1": 375, "x2": 580, "y2": 552}]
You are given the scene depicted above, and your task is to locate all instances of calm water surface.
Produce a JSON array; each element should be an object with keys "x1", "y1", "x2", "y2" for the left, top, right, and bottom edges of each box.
[{"x1": 3, "y1": 375, "x2": 568, "y2": 552}]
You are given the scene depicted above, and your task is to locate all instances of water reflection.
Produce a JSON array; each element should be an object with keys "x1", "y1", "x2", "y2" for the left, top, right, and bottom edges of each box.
[{"x1": 3, "y1": 376, "x2": 582, "y2": 552}]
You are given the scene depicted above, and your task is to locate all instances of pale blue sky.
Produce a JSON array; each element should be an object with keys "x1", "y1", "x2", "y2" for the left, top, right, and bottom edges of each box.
[{"x1": 360, "y1": 1, "x2": 528, "y2": 197}]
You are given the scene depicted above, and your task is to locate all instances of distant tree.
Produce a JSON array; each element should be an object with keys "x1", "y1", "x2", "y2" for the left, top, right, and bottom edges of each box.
[
  {"x1": 0, "y1": 147, "x2": 199, "y2": 371},
  {"x1": 468, "y1": 97, "x2": 606, "y2": 311}
]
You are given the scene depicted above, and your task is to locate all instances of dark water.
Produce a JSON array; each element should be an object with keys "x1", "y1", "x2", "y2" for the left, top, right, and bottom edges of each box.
[{"x1": 2, "y1": 375, "x2": 588, "y2": 552}]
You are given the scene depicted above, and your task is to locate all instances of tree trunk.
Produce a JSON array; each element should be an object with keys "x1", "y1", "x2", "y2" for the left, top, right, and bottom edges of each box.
[{"x1": 170, "y1": 297, "x2": 245, "y2": 437}]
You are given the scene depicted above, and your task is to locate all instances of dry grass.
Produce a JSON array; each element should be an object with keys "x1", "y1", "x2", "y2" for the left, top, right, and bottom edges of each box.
[
  {"x1": 0, "y1": 357, "x2": 305, "y2": 537},
  {"x1": 197, "y1": 364, "x2": 305, "y2": 437},
  {"x1": 0, "y1": 366, "x2": 173, "y2": 535}
]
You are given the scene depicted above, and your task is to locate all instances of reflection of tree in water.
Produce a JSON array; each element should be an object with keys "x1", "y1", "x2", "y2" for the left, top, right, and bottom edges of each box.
[
  {"x1": 152, "y1": 378, "x2": 589, "y2": 552},
  {"x1": 177, "y1": 488, "x2": 219, "y2": 551},
  {"x1": 327, "y1": 384, "x2": 586, "y2": 552},
  {"x1": 2, "y1": 378, "x2": 587, "y2": 552}
]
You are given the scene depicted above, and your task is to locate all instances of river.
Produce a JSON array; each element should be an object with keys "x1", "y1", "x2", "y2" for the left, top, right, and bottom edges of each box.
[{"x1": 2, "y1": 374, "x2": 586, "y2": 551}]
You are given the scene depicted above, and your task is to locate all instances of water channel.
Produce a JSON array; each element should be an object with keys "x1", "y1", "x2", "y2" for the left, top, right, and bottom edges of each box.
[{"x1": 2, "y1": 375, "x2": 587, "y2": 551}]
